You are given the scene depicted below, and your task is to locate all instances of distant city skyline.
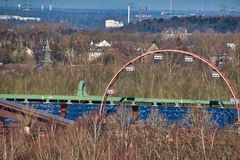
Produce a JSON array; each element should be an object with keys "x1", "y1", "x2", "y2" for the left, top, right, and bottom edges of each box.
[{"x1": 2, "y1": 0, "x2": 240, "y2": 11}]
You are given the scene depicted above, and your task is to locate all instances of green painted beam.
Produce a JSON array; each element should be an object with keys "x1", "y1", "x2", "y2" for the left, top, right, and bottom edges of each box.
[
  {"x1": 0, "y1": 93, "x2": 235, "y2": 107},
  {"x1": 0, "y1": 80, "x2": 235, "y2": 107}
]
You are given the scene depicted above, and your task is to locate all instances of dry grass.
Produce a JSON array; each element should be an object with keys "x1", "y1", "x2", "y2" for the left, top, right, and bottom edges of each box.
[
  {"x1": 0, "y1": 110, "x2": 240, "y2": 160},
  {"x1": 0, "y1": 59, "x2": 239, "y2": 101}
]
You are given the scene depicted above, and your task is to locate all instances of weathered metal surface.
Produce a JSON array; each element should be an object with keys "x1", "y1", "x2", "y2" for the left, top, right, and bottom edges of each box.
[
  {"x1": 0, "y1": 99, "x2": 73, "y2": 126},
  {"x1": 0, "y1": 93, "x2": 234, "y2": 106}
]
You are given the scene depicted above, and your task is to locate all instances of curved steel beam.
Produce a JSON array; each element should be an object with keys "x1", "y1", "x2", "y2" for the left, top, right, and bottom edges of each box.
[{"x1": 99, "y1": 49, "x2": 240, "y2": 124}]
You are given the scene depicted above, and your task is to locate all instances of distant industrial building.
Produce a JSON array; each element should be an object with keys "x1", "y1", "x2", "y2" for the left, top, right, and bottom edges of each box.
[
  {"x1": 0, "y1": 15, "x2": 41, "y2": 21},
  {"x1": 105, "y1": 20, "x2": 124, "y2": 28}
]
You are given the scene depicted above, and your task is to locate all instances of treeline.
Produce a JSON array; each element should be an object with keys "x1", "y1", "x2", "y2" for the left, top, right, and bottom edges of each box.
[
  {"x1": 0, "y1": 23, "x2": 85, "y2": 64},
  {"x1": 124, "y1": 16, "x2": 240, "y2": 33},
  {"x1": 1, "y1": 22, "x2": 240, "y2": 64},
  {"x1": 0, "y1": 23, "x2": 240, "y2": 100}
]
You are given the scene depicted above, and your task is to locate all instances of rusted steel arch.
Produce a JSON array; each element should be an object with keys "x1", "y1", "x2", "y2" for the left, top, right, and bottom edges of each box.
[{"x1": 99, "y1": 49, "x2": 240, "y2": 124}]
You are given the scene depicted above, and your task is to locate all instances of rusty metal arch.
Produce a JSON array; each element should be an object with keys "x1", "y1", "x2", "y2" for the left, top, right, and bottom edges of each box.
[{"x1": 99, "y1": 49, "x2": 240, "y2": 124}]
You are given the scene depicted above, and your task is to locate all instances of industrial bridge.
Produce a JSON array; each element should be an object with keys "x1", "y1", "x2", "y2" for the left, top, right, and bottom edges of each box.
[
  {"x1": 0, "y1": 79, "x2": 236, "y2": 127},
  {"x1": 0, "y1": 49, "x2": 239, "y2": 128},
  {"x1": 0, "y1": 80, "x2": 235, "y2": 107}
]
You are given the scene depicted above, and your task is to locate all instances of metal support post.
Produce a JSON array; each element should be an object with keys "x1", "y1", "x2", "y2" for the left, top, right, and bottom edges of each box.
[
  {"x1": 132, "y1": 105, "x2": 139, "y2": 126},
  {"x1": 0, "y1": 116, "x2": 4, "y2": 127},
  {"x1": 237, "y1": 104, "x2": 240, "y2": 134},
  {"x1": 60, "y1": 103, "x2": 68, "y2": 118}
]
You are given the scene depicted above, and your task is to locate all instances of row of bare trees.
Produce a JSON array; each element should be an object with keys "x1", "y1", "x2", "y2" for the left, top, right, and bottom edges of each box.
[{"x1": 0, "y1": 23, "x2": 239, "y2": 65}]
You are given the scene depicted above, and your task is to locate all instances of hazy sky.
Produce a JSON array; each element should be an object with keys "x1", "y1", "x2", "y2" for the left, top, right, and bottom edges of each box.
[{"x1": 5, "y1": 0, "x2": 240, "y2": 10}]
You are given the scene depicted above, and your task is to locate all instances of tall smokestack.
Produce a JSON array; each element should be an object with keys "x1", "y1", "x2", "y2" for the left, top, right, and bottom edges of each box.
[
  {"x1": 170, "y1": 0, "x2": 172, "y2": 12},
  {"x1": 128, "y1": 5, "x2": 131, "y2": 24},
  {"x1": 18, "y1": 4, "x2": 21, "y2": 10},
  {"x1": 41, "y1": 0, "x2": 44, "y2": 11},
  {"x1": 49, "y1": 0, "x2": 52, "y2": 11}
]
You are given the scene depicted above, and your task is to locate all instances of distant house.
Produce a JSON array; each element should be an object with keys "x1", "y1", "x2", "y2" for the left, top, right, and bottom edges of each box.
[
  {"x1": 12, "y1": 47, "x2": 35, "y2": 64},
  {"x1": 162, "y1": 29, "x2": 191, "y2": 40},
  {"x1": 209, "y1": 54, "x2": 231, "y2": 69},
  {"x1": 142, "y1": 43, "x2": 161, "y2": 63},
  {"x1": 179, "y1": 29, "x2": 192, "y2": 39},
  {"x1": 162, "y1": 30, "x2": 175, "y2": 39},
  {"x1": 95, "y1": 40, "x2": 111, "y2": 47},
  {"x1": 88, "y1": 40, "x2": 111, "y2": 62},
  {"x1": 111, "y1": 41, "x2": 149, "y2": 57},
  {"x1": 227, "y1": 43, "x2": 236, "y2": 51},
  {"x1": 146, "y1": 43, "x2": 160, "y2": 53}
]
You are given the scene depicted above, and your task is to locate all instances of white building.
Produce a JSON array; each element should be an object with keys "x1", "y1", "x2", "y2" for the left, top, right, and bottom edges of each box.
[
  {"x1": 95, "y1": 40, "x2": 111, "y2": 47},
  {"x1": 162, "y1": 29, "x2": 191, "y2": 40},
  {"x1": 0, "y1": 15, "x2": 11, "y2": 20},
  {"x1": 0, "y1": 15, "x2": 41, "y2": 21},
  {"x1": 89, "y1": 40, "x2": 111, "y2": 62},
  {"x1": 227, "y1": 43, "x2": 236, "y2": 51},
  {"x1": 105, "y1": 20, "x2": 124, "y2": 28}
]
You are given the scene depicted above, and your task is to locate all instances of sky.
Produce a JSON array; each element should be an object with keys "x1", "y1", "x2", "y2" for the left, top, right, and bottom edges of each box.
[{"x1": 4, "y1": 0, "x2": 240, "y2": 11}]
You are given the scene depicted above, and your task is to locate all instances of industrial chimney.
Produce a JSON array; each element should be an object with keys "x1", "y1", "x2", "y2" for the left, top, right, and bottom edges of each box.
[
  {"x1": 128, "y1": 5, "x2": 131, "y2": 24},
  {"x1": 49, "y1": 0, "x2": 52, "y2": 11},
  {"x1": 170, "y1": 0, "x2": 172, "y2": 12},
  {"x1": 18, "y1": 4, "x2": 21, "y2": 10},
  {"x1": 41, "y1": 0, "x2": 44, "y2": 11}
]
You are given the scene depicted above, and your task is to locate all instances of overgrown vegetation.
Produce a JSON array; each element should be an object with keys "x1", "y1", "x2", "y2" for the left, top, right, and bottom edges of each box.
[
  {"x1": 0, "y1": 21, "x2": 240, "y2": 159},
  {"x1": 0, "y1": 109, "x2": 240, "y2": 160},
  {"x1": 0, "y1": 23, "x2": 239, "y2": 100}
]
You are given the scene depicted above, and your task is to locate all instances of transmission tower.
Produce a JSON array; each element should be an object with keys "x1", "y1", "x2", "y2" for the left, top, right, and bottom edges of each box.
[
  {"x1": 219, "y1": 3, "x2": 226, "y2": 16},
  {"x1": 145, "y1": 7, "x2": 148, "y2": 20},
  {"x1": 138, "y1": 7, "x2": 142, "y2": 22},
  {"x1": 40, "y1": 39, "x2": 53, "y2": 65},
  {"x1": 4, "y1": 0, "x2": 8, "y2": 15},
  {"x1": 23, "y1": 0, "x2": 32, "y2": 11},
  {"x1": 130, "y1": 0, "x2": 137, "y2": 11}
]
